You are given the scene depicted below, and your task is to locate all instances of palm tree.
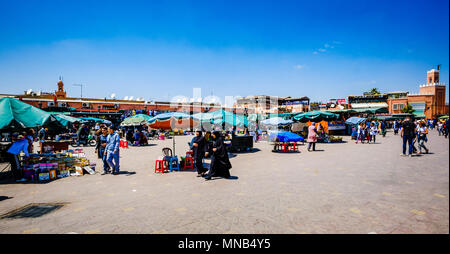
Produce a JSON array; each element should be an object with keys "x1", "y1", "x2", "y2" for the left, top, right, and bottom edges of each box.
[
  {"x1": 370, "y1": 88, "x2": 381, "y2": 95},
  {"x1": 364, "y1": 88, "x2": 381, "y2": 95}
]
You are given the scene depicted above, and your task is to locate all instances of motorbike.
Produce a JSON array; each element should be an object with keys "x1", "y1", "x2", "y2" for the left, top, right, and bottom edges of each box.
[{"x1": 70, "y1": 134, "x2": 97, "y2": 147}]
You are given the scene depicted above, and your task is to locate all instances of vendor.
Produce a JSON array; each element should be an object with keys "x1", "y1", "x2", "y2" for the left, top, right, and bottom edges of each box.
[
  {"x1": 38, "y1": 126, "x2": 46, "y2": 141},
  {"x1": 7, "y1": 133, "x2": 30, "y2": 180}
]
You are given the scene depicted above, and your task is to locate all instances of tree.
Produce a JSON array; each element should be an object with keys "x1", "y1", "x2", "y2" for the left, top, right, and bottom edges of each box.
[
  {"x1": 401, "y1": 104, "x2": 415, "y2": 114},
  {"x1": 363, "y1": 88, "x2": 381, "y2": 95}
]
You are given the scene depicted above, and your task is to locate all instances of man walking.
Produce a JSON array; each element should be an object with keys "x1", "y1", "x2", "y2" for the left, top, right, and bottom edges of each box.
[
  {"x1": 400, "y1": 116, "x2": 416, "y2": 157},
  {"x1": 105, "y1": 126, "x2": 120, "y2": 175}
]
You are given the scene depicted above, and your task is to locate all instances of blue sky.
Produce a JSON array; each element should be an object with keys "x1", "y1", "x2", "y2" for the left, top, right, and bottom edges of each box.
[{"x1": 0, "y1": 0, "x2": 448, "y2": 103}]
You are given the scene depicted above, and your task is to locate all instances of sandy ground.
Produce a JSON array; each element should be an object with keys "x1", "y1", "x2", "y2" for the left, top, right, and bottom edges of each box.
[{"x1": 0, "y1": 130, "x2": 448, "y2": 234}]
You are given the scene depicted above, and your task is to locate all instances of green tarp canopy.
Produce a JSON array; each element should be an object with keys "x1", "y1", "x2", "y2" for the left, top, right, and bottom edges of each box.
[
  {"x1": 51, "y1": 113, "x2": 85, "y2": 127},
  {"x1": 147, "y1": 112, "x2": 191, "y2": 124},
  {"x1": 0, "y1": 97, "x2": 57, "y2": 130},
  {"x1": 293, "y1": 110, "x2": 339, "y2": 122},
  {"x1": 275, "y1": 112, "x2": 302, "y2": 119},
  {"x1": 120, "y1": 114, "x2": 153, "y2": 126},
  {"x1": 193, "y1": 109, "x2": 248, "y2": 127}
]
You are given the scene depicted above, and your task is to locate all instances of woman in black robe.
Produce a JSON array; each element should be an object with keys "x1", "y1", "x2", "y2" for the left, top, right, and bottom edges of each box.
[
  {"x1": 205, "y1": 131, "x2": 232, "y2": 180},
  {"x1": 191, "y1": 131, "x2": 207, "y2": 176}
]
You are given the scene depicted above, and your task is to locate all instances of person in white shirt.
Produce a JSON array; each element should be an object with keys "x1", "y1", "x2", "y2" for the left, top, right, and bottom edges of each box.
[
  {"x1": 437, "y1": 122, "x2": 443, "y2": 136},
  {"x1": 355, "y1": 123, "x2": 364, "y2": 144},
  {"x1": 417, "y1": 121, "x2": 429, "y2": 154},
  {"x1": 369, "y1": 122, "x2": 378, "y2": 143}
]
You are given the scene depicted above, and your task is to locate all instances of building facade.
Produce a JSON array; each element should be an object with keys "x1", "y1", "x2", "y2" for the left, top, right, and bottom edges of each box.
[
  {"x1": 234, "y1": 95, "x2": 310, "y2": 114},
  {"x1": 0, "y1": 79, "x2": 226, "y2": 117},
  {"x1": 387, "y1": 69, "x2": 447, "y2": 119}
]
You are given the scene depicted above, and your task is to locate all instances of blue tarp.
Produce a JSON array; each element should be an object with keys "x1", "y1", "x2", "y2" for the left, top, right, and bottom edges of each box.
[
  {"x1": 269, "y1": 132, "x2": 304, "y2": 142},
  {"x1": 345, "y1": 117, "x2": 366, "y2": 125}
]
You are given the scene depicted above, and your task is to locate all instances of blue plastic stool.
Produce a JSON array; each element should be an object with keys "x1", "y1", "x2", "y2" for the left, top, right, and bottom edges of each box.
[{"x1": 169, "y1": 156, "x2": 180, "y2": 172}]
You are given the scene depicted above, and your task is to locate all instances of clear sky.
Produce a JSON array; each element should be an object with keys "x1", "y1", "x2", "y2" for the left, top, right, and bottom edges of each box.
[{"x1": 0, "y1": 0, "x2": 448, "y2": 103}]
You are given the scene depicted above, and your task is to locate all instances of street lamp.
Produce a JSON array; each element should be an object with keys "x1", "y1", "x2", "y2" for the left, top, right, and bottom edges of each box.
[{"x1": 73, "y1": 84, "x2": 83, "y2": 99}]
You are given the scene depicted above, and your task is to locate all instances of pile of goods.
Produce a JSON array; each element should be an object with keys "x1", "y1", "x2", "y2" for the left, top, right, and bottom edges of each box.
[{"x1": 21, "y1": 149, "x2": 96, "y2": 183}]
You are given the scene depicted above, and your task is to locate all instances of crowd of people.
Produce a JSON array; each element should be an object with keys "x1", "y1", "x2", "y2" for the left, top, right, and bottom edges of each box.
[
  {"x1": 2, "y1": 112, "x2": 448, "y2": 181},
  {"x1": 354, "y1": 120, "x2": 387, "y2": 144}
]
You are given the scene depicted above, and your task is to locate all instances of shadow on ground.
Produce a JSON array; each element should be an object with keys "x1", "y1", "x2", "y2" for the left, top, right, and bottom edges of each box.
[{"x1": 0, "y1": 196, "x2": 13, "y2": 202}]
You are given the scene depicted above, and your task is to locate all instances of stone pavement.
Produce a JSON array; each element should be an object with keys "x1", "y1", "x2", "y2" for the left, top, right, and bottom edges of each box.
[{"x1": 0, "y1": 130, "x2": 448, "y2": 234}]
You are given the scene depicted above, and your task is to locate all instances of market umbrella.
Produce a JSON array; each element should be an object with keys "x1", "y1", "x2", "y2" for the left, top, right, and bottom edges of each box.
[
  {"x1": 269, "y1": 131, "x2": 304, "y2": 142},
  {"x1": 80, "y1": 117, "x2": 112, "y2": 124},
  {"x1": 261, "y1": 117, "x2": 293, "y2": 126},
  {"x1": 193, "y1": 109, "x2": 248, "y2": 128},
  {"x1": 345, "y1": 117, "x2": 366, "y2": 125},
  {"x1": 120, "y1": 114, "x2": 153, "y2": 127},
  {"x1": 293, "y1": 110, "x2": 339, "y2": 122},
  {"x1": 0, "y1": 97, "x2": 57, "y2": 130},
  {"x1": 148, "y1": 112, "x2": 196, "y2": 130}
]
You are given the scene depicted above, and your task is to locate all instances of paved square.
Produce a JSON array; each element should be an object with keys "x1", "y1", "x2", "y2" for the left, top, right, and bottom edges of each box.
[{"x1": 0, "y1": 131, "x2": 448, "y2": 234}]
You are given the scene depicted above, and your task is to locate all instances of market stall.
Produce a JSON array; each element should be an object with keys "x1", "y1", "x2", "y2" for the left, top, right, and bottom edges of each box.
[
  {"x1": 20, "y1": 149, "x2": 95, "y2": 182},
  {"x1": 0, "y1": 97, "x2": 57, "y2": 130},
  {"x1": 293, "y1": 111, "x2": 343, "y2": 143},
  {"x1": 345, "y1": 117, "x2": 367, "y2": 139},
  {"x1": 120, "y1": 114, "x2": 153, "y2": 127},
  {"x1": 193, "y1": 109, "x2": 248, "y2": 131},
  {"x1": 148, "y1": 112, "x2": 196, "y2": 130},
  {"x1": 269, "y1": 131, "x2": 304, "y2": 153}
]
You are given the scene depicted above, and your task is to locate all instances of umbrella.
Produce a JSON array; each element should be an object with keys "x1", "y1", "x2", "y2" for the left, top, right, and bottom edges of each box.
[
  {"x1": 345, "y1": 117, "x2": 366, "y2": 125},
  {"x1": 438, "y1": 115, "x2": 449, "y2": 120},
  {"x1": 269, "y1": 131, "x2": 304, "y2": 142},
  {"x1": 293, "y1": 110, "x2": 339, "y2": 122},
  {"x1": 148, "y1": 112, "x2": 196, "y2": 130},
  {"x1": 0, "y1": 97, "x2": 56, "y2": 130},
  {"x1": 120, "y1": 114, "x2": 153, "y2": 126},
  {"x1": 193, "y1": 109, "x2": 248, "y2": 128},
  {"x1": 80, "y1": 117, "x2": 112, "y2": 124},
  {"x1": 261, "y1": 117, "x2": 293, "y2": 126},
  {"x1": 51, "y1": 113, "x2": 86, "y2": 127}
]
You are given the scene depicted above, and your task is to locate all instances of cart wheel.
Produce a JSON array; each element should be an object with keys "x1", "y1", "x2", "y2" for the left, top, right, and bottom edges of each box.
[{"x1": 89, "y1": 139, "x2": 97, "y2": 147}]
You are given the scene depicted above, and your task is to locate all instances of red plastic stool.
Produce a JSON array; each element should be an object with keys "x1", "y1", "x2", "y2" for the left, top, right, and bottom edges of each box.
[
  {"x1": 184, "y1": 156, "x2": 194, "y2": 170},
  {"x1": 291, "y1": 142, "x2": 298, "y2": 151},
  {"x1": 123, "y1": 140, "x2": 129, "y2": 148},
  {"x1": 186, "y1": 151, "x2": 193, "y2": 157},
  {"x1": 155, "y1": 159, "x2": 167, "y2": 174},
  {"x1": 282, "y1": 143, "x2": 289, "y2": 152}
]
